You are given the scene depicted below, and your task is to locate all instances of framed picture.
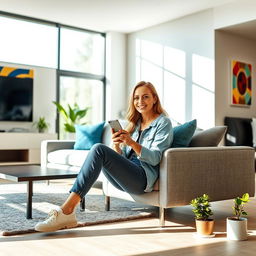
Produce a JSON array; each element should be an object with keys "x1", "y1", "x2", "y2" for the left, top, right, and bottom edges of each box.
[{"x1": 231, "y1": 60, "x2": 252, "y2": 107}]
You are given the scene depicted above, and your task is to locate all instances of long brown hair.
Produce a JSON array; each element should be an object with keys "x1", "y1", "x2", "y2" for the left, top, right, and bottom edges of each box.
[{"x1": 126, "y1": 81, "x2": 167, "y2": 133}]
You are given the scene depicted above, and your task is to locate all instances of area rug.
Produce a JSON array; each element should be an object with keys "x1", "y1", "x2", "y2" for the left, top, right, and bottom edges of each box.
[{"x1": 0, "y1": 182, "x2": 156, "y2": 236}]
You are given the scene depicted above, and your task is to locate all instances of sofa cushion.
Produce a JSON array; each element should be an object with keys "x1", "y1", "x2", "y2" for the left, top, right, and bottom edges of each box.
[
  {"x1": 171, "y1": 119, "x2": 197, "y2": 148},
  {"x1": 74, "y1": 122, "x2": 105, "y2": 150},
  {"x1": 189, "y1": 126, "x2": 227, "y2": 147},
  {"x1": 48, "y1": 149, "x2": 90, "y2": 167}
]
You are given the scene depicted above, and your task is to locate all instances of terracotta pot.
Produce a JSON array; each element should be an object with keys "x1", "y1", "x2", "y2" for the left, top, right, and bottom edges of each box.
[
  {"x1": 195, "y1": 219, "x2": 214, "y2": 236},
  {"x1": 226, "y1": 217, "x2": 247, "y2": 241}
]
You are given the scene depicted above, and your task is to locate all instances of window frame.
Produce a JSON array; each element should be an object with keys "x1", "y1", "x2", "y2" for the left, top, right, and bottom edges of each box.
[{"x1": 0, "y1": 11, "x2": 106, "y2": 135}]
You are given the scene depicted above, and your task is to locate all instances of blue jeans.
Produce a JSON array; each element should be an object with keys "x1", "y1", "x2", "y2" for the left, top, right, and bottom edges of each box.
[{"x1": 70, "y1": 143, "x2": 147, "y2": 199}]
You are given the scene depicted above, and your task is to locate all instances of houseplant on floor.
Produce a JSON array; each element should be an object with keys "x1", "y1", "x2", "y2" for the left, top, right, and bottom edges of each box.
[
  {"x1": 227, "y1": 193, "x2": 250, "y2": 241},
  {"x1": 190, "y1": 194, "x2": 214, "y2": 237}
]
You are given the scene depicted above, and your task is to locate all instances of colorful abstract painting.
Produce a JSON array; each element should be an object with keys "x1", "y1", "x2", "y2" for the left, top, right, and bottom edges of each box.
[{"x1": 231, "y1": 60, "x2": 251, "y2": 106}]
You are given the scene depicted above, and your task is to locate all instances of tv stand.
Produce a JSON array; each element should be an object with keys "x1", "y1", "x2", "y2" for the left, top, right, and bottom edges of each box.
[
  {"x1": 8, "y1": 127, "x2": 30, "y2": 133},
  {"x1": 0, "y1": 133, "x2": 57, "y2": 165}
]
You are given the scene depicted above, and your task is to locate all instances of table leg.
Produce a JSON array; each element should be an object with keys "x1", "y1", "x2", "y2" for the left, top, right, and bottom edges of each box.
[
  {"x1": 27, "y1": 181, "x2": 33, "y2": 219},
  {"x1": 80, "y1": 197, "x2": 85, "y2": 212}
]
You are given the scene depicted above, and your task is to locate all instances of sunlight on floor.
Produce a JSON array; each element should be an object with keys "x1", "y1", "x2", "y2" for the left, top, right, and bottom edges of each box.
[{"x1": 6, "y1": 203, "x2": 26, "y2": 213}]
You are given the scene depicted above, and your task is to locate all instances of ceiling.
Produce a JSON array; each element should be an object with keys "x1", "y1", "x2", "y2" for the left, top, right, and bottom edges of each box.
[
  {"x1": 219, "y1": 20, "x2": 256, "y2": 41},
  {"x1": 0, "y1": 0, "x2": 235, "y2": 33}
]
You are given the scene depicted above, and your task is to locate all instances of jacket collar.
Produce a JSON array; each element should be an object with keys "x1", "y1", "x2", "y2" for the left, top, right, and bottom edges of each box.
[{"x1": 135, "y1": 113, "x2": 164, "y2": 131}]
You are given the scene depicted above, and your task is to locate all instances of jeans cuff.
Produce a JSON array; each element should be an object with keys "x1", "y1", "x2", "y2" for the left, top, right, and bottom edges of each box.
[{"x1": 69, "y1": 188, "x2": 84, "y2": 199}]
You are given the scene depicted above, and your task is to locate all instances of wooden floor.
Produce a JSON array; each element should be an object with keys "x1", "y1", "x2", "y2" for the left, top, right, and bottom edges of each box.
[{"x1": 1, "y1": 180, "x2": 256, "y2": 256}]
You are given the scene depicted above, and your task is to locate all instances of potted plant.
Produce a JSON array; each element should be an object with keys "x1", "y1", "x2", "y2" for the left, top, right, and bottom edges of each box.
[
  {"x1": 53, "y1": 101, "x2": 90, "y2": 133},
  {"x1": 190, "y1": 194, "x2": 214, "y2": 237},
  {"x1": 33, "y1": 117, "x2": 49, "y2": 133},
  {"x1": 227, "y1": 193, "x2": 250, "y2": 241}
]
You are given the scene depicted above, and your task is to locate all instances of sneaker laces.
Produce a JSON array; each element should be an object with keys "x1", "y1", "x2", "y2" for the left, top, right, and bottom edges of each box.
[{"x1": 45, "y1": 209, "x2": 59, "y2": 223}]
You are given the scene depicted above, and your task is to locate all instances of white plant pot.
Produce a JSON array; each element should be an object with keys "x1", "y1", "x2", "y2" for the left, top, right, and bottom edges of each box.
[{"x1": 226, "y1": 217, "x2": 248, "y2": 241}]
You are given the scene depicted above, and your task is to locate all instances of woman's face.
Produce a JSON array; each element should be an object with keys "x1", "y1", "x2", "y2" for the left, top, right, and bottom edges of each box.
[{"x1": 133, "y1": 86, "x2": 156, "y2": 115}]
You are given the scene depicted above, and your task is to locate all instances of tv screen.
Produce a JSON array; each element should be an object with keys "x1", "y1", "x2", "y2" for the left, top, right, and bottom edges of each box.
[{"x1": 0, "y1": 67, "x2": 33, "y2": 122}]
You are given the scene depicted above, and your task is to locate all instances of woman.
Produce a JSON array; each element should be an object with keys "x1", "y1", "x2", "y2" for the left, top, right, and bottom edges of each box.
[{"x1": 35, "y1": 81, "x2": 173, "y2": 232}]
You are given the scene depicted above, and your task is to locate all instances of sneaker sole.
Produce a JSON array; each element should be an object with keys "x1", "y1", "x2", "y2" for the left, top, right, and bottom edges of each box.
[{"x1": 35, "y1": 221, "x2": 78, "y2": 232}]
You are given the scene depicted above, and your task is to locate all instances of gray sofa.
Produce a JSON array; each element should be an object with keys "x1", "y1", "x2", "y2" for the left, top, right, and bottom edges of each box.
[{"x1": 41, "y1": 124, "x2": 255, "y2": 226}]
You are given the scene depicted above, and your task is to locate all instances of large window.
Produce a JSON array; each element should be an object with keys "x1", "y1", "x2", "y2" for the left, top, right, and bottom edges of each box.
[
  {"x1": 58, "y1": 26, "x2": 105, "y2": 139},
  {"x1": 59, "y1": 76, "x2": 104, "y2": 139},
  {"x1": 60, "y1": 28, "x2": 105, "y2": 75},
  {"x1": 0, "y1": 12, "x2": 106, "y2": 137},
  {"x1": 135, "y1": 38, "x2": 214, "y2": 129},
  {"x1": 0, "y1": 16, "x2": 58, "y2": 68}
]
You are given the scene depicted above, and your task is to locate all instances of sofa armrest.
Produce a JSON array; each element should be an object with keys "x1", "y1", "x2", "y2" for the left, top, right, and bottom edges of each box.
[
  {"x1": 41, "y1": 140, "x2": 75, "y2": 168},
  {"x1": 159, "y1": 146, "x2": 255, "y2": 207}
]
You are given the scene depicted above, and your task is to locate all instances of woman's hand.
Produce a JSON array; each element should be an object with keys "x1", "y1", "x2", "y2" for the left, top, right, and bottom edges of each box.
[
  {"x1": 119, "y1": 130, "x2": 142, "y2": 156},
  {"x1": 117, "y1": 130, "x2": 134, "y2": 146},
  {"x1": 111, "y1": 129, "x2": 142, "y2": 156},
  {"x1": 111, "y1": 129, "x2": 123, "y2": 145},
  {"x1": 111, "y1": 129, "x2": 124, "y2": 153}
]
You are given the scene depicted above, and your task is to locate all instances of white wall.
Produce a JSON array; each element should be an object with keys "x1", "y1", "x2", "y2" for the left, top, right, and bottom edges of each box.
[
  {"x1": 213, "y1": 0, "x2": 256, "y2": 125},
  {"x1": 0, "y1": 62, "x2": 56, "y2": 132},
  {"x1": 106, "y1": 32, "x2": 127, "y2": 120},
  {"x1": 127, "y1": 10, "x2": 215, "y2": 129},
  {"x1": 215, "y1": 31, "x2": 256, "y2": 125}
]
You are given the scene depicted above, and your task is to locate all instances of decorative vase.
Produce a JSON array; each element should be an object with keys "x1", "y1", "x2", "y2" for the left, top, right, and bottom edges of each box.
[
  {"x1": 226, "y1": 217, "x2": 248, "y2": 241},
  {"x1": 38, "y1": 128, "x2": 46, "y2": 133},
  {"x1": 195, "y1": 219, "x2": 214, "y2": 237}
]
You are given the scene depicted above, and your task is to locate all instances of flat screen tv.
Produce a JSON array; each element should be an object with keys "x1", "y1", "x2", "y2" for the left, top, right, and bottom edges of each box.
[{"x1": 0, "y1": 66, "x2": 33, "y2": 122}]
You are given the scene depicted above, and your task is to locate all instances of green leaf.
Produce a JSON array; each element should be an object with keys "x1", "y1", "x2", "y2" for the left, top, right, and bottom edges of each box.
[
  {"x1": 242, "y1": 193, "x2": 250, "y2": 202},
  {"x1": 53, "y1": 101, "x2": 69, "y2": 120},
  {"x1": 235, "y1": 198, "x2": 242, "y2": 206},
  {"x1": 64, "y1": 123, "x2": 76, "y2": 133},
  {"x1": 241, "y1": 211, "x2": 247, "y2": 216},
  {"x1": 68, "y1": 104, "x2": 76, "y2": 123},
  {"x1": 232, "y1": 193, "x2": 250, "y2": 218},
  {"x1": 75, "y1": 108, "x2": 90, "y2": 120},
  {"x1": 53, "y1": 101, "x2": 90, "y2": 134},
  {"x1": 190, "y1": 194, "x2": 213, "y2": 220}
]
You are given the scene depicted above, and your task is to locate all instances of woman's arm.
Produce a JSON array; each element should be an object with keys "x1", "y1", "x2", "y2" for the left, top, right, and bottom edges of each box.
[
  {"x1": 117, "y1": 130, "x2": 141, "y2": 155},
  {"x1": 118, "y1": 119, "x2": 173, "y2": 165},
  {"x1": 138, "y1": 120, "x2": 173, "y2": 166},
  {"x1": 116, "y1": 118, "x2": 173, "y2": 165}
]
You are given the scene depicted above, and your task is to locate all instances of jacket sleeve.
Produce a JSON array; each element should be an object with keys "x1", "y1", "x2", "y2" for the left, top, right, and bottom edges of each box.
[
  {"x1": 121, "y1": 144, "x2": 128, "y2": 157},
  {"x1": 137, "y1": 120, "x2": 173, "y2": 166}
]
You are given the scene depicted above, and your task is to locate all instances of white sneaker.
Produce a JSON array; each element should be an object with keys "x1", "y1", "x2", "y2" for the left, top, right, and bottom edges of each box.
[{"x1": 35, "y1": 207, "x2": 77, "y2": 232}]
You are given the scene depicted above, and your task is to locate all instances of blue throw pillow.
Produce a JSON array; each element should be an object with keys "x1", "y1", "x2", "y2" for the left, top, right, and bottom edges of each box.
[
  {"x1": 74, "y1": 122, "x2": 105, "y2": 150},
  {"x1": 171, "y1": 119, "x2": 197, "y2": 148}
]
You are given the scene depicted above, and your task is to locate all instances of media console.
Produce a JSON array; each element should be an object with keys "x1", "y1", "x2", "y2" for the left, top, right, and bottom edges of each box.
[{"x1": 0, "y1": 133, "x2": 57, "y2": 165}]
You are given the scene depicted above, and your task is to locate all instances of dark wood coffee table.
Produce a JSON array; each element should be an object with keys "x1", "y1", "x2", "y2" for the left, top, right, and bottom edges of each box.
[{"x1": 0, "y1": 165, "x2": 83, "y2": 219}]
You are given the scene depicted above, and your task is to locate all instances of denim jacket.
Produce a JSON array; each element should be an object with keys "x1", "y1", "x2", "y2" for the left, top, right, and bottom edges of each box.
[{"x1": 122, "y1": 114, "x2": 173, "y2": 192}]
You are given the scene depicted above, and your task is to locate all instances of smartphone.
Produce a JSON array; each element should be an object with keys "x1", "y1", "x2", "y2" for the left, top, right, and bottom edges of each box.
[{"x1": 108, "y1": 120, "x2": 123, "y2": 133}]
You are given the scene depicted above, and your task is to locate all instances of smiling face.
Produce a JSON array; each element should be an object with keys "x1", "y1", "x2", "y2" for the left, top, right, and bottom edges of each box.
[{"x1": 133, "y1": 86, "x2": 156, "y2": 116}]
